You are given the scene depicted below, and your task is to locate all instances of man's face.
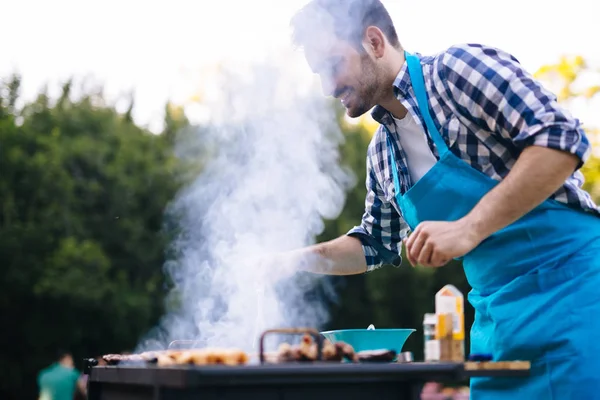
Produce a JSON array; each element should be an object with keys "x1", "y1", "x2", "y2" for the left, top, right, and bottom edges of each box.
[
  {"x1": 304, "y1": 36, "x2": 383, "y2": 118},
  {"x1": 60, "y1": 354, "x2": 74, "y2": 368}
]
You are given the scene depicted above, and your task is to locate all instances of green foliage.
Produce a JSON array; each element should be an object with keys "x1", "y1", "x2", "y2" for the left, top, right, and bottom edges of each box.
[
  {"x1": 582, "y1": 148, "x2": 600, "y2": 202},
  {"x1": 0, "y1": 74, "x2": 185, "y2": 400},
  {"x1": 34, "y1": 237, "x2": 112, "y2": 302}
]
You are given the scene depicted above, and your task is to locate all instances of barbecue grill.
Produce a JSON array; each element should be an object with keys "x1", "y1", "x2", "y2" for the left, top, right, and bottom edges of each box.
[{"x1": 84, "y1": 328, "x2": 530, "y2": 400}]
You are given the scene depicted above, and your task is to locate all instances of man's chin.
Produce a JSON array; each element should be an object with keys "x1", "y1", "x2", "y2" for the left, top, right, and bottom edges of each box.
[
  {"x1": 345, "y1": 106, "x2": 369, "y2": 119},
  {"x1": 341, "y1": 98, "x2": 372, "y2": 118}
]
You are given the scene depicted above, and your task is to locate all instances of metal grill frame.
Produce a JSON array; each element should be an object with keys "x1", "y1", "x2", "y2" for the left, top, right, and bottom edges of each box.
[{"x1": 86, "y1": 362, "x2": 529, "y2": 400}]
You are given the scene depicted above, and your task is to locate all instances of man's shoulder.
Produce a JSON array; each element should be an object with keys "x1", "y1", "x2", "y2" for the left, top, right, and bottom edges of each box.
[
  {"x1": 38, "y1": 364, "x2": 56, "y2": 384},
  {"x1": 424, "y1": 43, "x2": 521, "y2": 70},
  {"x1": 39, "y1": 363, "x2": 57, "y2": 375}
]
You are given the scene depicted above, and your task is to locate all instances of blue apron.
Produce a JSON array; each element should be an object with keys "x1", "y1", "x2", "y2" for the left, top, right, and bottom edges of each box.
[{"x1": 386, "y1": 52, "x2": 600, "y2": 398}]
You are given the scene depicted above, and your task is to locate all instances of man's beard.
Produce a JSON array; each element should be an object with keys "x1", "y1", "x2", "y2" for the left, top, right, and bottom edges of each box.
[{"x1": 348, "y1": 55, "x2": 381, "y2": 117}]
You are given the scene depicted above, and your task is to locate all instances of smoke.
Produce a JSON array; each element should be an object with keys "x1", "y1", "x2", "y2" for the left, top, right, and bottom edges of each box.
[{"x1": 136, "y1": 46, "x2": 356, "y2": 353}]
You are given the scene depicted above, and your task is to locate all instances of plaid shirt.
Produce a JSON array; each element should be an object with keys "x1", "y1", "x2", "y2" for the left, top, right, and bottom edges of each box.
[{"x1": 347, "y1": 43, "x2": 600, "y2": 271}]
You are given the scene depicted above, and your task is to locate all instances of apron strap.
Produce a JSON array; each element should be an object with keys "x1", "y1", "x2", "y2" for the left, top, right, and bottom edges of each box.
[
  {"x1": 386, "y1": 133, "x2": 403, "y2": 196},
  {"x1": 385, "y1": 52, "x2": 449, "y2": 196},
  {"x1": 404, "y1": 52, "x2": 450, "y2": 156}
]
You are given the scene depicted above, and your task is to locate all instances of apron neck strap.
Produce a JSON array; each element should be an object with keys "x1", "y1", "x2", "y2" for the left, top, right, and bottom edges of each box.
[
  {"x1": 404, "y1": 51, "x2": 449, "y2": 156},
  {"x1": 385, "y1": 131, "x2": 404, "y2": 193}
]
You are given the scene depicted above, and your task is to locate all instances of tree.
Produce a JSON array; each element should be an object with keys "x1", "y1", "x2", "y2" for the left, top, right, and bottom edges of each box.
[{"x1": 0, "y1": 75, "x2": 186, "y2": 400}]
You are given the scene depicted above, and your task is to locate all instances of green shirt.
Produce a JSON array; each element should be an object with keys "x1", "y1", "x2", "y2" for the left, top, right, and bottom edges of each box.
[{"x1": 37, "y1": 363, "x2": 81, "y2": 400}]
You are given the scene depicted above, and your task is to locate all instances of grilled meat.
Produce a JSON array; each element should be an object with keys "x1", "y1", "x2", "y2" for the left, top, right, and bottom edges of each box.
[
  {"x1": 102, "y1": 349, "x2": 249, "y2": 366},
  {"x1": 100, "y1": 335, "x2": 364, "y2": 366},
  {"x1": 275, "y1": 335, "x2": 356, "y2": 363}
]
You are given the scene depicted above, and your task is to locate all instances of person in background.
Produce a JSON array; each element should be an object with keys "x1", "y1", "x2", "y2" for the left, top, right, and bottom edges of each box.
[{"x1": 37, "y1": 350, "x2": 86, "y2": 400}]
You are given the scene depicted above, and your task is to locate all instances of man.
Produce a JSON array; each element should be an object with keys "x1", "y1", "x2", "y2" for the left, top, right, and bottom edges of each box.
[
  {"x1": 285, "y1": 0, "x2": 600, "y2": 397},
  {"x1": 38, "y1": 351, "x2": 86, "y2": 400}
]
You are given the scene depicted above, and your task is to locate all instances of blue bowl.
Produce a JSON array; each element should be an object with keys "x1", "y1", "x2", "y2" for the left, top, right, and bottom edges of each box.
[{"x1": 320, "y1": 328, "x2": 416, "y2": 354}]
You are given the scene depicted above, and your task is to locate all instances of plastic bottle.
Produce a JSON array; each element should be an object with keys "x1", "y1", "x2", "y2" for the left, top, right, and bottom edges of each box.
[{"x1": 423, "y1": 313, "x2": 439, "y2": 361}]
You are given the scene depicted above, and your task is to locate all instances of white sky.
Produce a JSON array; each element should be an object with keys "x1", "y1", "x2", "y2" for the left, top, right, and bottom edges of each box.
[{"x1": 2, "y1": 0, "x2": 599, "y2": 134}]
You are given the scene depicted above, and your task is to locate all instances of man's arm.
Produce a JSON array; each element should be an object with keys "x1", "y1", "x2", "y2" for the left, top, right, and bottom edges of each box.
[
  {"x1": 407, "y1": 147, "x2": 580, "y2": 267},
  {"x1": 283, "y1": 142, "x2": 408, "y2": 275},
  {"x1": 439, "y1": 45, "x2": 589, "y2": 231},
  {"x1": 406, "y1": 45, "x2": 591, "y2": 266},
  {"x1": 76, "y1": 376, "x2": 87, "y2": 396},
  {"x1": 464, "y1": 146, "x2": 579, "y2": 239},
  {"x1": 280, "y1": 235, "x2": 367, "y2": 276}
]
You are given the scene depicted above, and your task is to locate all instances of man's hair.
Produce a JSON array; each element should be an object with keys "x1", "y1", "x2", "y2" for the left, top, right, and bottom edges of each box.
[
  {"x1": 290, "y1": 0, "x2": 400, "y2": 50},
  {"x1": 57, "y1": 349, "x2": 72, "y2": 361}
]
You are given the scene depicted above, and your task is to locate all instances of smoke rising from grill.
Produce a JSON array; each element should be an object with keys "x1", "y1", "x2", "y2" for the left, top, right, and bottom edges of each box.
[{"x1": 136, "y1": 43, "x2": 356, "y2": 352}]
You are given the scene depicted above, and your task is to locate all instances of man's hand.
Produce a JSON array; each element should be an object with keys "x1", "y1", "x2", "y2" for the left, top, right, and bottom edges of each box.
[
  {"x1": 405, "y1": 219, "x2": 484, "y2": 267},
  {"x1": 77, "y1": 377, "x2": 87, "y2": 396}
]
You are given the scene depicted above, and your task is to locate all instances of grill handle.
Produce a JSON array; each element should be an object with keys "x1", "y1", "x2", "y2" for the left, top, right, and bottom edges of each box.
[{"x1": 258, "y1": 327, "x2": 324, "y2": 364}]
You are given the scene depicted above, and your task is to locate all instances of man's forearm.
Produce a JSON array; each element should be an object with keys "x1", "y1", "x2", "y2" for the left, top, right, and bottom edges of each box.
[
  {"x1": 462, "y1": 145, "x2": 581, "y2": 240},
  {"x1": 286, "y1": 235, "x2": 367, "y2": 276}
]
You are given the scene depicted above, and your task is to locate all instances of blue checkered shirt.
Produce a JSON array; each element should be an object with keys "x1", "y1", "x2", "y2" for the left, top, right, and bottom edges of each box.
[{"x1": 347, "y1": 43, "x2": 600, "y2": 271}]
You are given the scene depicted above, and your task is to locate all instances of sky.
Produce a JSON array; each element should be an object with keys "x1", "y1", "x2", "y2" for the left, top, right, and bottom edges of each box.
[{"x1": 2, "y1": 0, "x2": 599, "y2": 133}]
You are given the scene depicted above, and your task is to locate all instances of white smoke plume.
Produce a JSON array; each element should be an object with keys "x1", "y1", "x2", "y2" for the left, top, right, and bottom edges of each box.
[{"x1": 137, "y1": 45, "x2": 356, "y2": 353}]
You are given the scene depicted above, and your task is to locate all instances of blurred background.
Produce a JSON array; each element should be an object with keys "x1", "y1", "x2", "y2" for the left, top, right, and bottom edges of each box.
[{"x1": 1, "y1": 0, "x2": 599, "y2": 399}]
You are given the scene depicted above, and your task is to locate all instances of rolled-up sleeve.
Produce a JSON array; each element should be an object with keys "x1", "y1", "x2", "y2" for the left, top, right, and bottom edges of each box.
[
  {"x1": 435, "y1": 44, "x2": 591, "y2": 168},
  {"x1": 346, "y1": 150, "x2": 408, "y2": 271}
]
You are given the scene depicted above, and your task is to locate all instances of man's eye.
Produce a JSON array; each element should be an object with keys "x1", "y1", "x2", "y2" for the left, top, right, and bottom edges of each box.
[
  {"x1": 329, "y1": 60, "x2": 342, "y2": 77},
  {"x1": 328, "y1": 59, "x2": 342, "y2": 77}
]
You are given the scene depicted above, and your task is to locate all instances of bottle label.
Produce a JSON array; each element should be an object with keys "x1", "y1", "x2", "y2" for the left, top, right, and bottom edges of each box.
[{"x1": 425, "y1": 340, "x2": 440, "y2": 361}]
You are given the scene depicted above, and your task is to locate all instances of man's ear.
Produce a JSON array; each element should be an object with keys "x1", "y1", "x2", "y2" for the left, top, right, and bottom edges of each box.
[{"x1": 363, "y1": 26, "x2": 386, "y2": 59}]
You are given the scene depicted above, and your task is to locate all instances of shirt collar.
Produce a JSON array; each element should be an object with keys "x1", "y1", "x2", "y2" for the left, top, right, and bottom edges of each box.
[{"x1": 370, "y1": 56, "x2": 412, "y2": 125}]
